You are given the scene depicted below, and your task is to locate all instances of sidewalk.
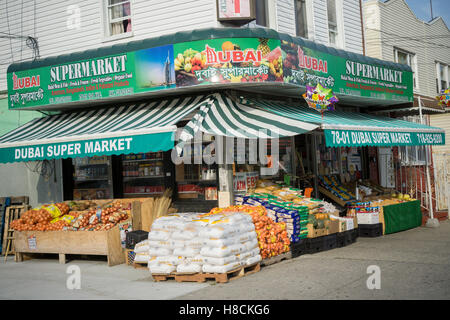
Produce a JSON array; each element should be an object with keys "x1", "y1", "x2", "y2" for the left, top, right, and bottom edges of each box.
[{"x1": 1, "y1": 220, "x2": 449, "y2": 300}]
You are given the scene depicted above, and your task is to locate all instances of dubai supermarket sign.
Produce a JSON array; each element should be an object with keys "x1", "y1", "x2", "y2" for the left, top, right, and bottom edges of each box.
[{"x1": 7, "y1": 37, "x2": 413, "y2": 110}]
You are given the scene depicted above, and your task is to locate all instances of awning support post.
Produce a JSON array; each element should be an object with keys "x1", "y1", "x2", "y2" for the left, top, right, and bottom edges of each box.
[{"x1": 218, "y1": 135, "x2": 234, "y2": 208}]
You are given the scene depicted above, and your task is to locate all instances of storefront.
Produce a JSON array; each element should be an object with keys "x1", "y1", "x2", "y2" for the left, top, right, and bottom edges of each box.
[{"x1": 1, "y1": 27, "x2": 446, "y2": 251}]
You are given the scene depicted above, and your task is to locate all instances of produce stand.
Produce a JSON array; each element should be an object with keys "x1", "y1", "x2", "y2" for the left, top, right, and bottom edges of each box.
[
  {"x1": 14, "y1": 225, "x2": 124, "y2": 266},
  {"x1": 10, "y1": 198, "x2": 149, "y2": 266}
]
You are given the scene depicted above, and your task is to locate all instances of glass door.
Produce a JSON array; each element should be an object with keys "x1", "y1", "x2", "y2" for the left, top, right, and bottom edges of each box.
[{"x1": 72, "y1": 155, "x2": 113, "y2": 200}]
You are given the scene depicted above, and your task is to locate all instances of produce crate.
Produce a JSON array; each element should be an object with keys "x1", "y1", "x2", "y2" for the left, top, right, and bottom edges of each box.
[
  {"x1": 151, "y1": 263, "x2": 260, "y2": 283},
  {"x1": 124, "y1": 249, "x2": 135, "y2": 265},
  {"x1": 323, "y1": 234, "x2": 337, "y2": 251},
  {"x1": 125, "y1": 230, "x2": 148, "y2": 249},
  {"x1": 358, "y1": 223, "x2": 383, "y2": 238},
  {"x1": 14, "y1": 224, "x2": 125, "y2": 266}
]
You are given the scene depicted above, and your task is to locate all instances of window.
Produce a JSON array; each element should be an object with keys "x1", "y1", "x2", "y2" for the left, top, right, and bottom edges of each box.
[
  {"x1": 399, "y1": 116, "x2": 428, "y2": 166},
  {"x1": 327, "y1": 0, "x2": 338, "y2": 45},
  {"x1": 255, "y1": 0, "x2": 268, "y2": 27},
  {"x1": 394, "y1": 48, "x2": 418, "y2": 90},
  {"x1": 436, "y1": 62, "x2": 449, "y2": 92},
  {"x1": 105, "y1": 0, "x2": 132, "y2": 38},
  {"x1": 295, "y1": 0, "x2": 308, "y2": 38}
]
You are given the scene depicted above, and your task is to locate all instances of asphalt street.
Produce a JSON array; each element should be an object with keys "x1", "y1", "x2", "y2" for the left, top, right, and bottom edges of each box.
[{"x1": 1, "y1": 220, "x2": 449, "y2": 300}]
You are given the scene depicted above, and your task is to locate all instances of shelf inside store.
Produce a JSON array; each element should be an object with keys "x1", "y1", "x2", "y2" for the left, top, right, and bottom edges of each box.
[
  {"x1": 122, "y1": 158, "x2": 163, "y2": 163},
  {"x1": 123, "y1": 175, "x2": 165, "y2": 181},
  {"x1": 123, "y1": 192, "x2": 164, "y2": 196},
  {"x1": 75, "y1": 163, "x2": 109, "y2": 167},
  {"x1": 74, "y1": 177, "x2": 110, "y2": 182}
]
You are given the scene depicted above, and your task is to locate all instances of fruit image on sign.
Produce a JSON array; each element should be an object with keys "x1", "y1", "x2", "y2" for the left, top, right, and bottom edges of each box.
[{"x1": 173, "y1": 38, "x2": 282, "y2": 87}]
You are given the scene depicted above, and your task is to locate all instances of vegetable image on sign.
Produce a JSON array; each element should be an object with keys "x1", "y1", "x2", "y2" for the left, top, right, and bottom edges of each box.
[
  {"x1": 436, "y1": 88, "x2": 450, "y2": 108},
  {"x1": 302, "y1": 83, "x2": 339, "y2": 117}
]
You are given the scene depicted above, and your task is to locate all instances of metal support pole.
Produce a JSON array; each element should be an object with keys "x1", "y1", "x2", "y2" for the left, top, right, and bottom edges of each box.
[
  {"x1": 312, "y1": 133, "x2": 319, "y2": 199},
  {"x1": 426, "y1": 145, "x2": 434, "y2": 219}
]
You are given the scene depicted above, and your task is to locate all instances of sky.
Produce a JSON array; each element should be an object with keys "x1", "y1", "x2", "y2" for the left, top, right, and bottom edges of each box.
[{"x1": 388, "y1": 0, "x2": 450, "y2": 27}]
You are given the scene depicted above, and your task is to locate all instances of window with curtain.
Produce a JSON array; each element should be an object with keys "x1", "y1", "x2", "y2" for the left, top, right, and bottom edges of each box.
[
  {"x1": 106, "y1": 0, "x2": 132, "y2": 37},
  {"x1": 327, "y1": 0, "x2": 338, "y2": 45},
  {"x1": 295, "y1": 0, "x2": 308, "y2": 38},
  {"x1": 436, "y1": 62, "x2": 449, "y2": 92},
  {"x1": 394, "y1": 48, "x2": 418, "y2": 90},
  {"x1": 255, "y1": 0, "x2": 268, "y2": 27}
]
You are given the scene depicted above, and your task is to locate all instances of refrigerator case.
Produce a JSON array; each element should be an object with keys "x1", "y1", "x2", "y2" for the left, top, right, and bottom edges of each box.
[
  {"x1": 72, "y1": 156, "x2": 113, "y2": 200},
  {"x1": 378, "y1": 147, "x2": 395, "y2": 188},
  {"x1": 121, "y1": 152, "x2": 166, "y2": 197}
]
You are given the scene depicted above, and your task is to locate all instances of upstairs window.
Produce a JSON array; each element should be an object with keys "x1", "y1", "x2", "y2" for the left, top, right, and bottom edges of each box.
[
  {"x1": 436, "y1": 62, "x2": 449, "y2": 93},
  {"x1": 295, "y1": 0, "x2": 308, "y2": 38},
  {"x1": 327, "y1": 0, "x2": 338, "y2": 45},
  {"x1": 105, "y1": 0, "x2": 132, "y2": 37},
  {"x1": 394, "y1": 48, "x2": 418, "y2": 90}
]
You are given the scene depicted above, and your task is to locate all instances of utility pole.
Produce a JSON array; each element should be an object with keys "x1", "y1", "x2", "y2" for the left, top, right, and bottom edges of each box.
[{"x1": 430, "y1": 0, "x2": 434, "y2": 21}]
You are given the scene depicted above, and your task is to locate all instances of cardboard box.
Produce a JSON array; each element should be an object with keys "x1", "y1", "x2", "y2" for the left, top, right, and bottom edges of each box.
[
  {"x1": 357, "y1": 213, "x2": 379, "y2": 224},
  {"x1": 307, "y1": 223, "x2": 327, "y2": 238},
  {"x1": 325, "y1": 219, "x2": 340, "y2": 235}
]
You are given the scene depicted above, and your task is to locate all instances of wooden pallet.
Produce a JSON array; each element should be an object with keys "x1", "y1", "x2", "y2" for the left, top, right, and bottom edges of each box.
[
  {"x1": 133, "y1": 262, "x2": 148, "y2": 269},
  {"x1": 260, "y1": 252, "x2": 292, "y2": 267},
  {"x1": 152, "y1": 263, "x2": 261, "y2": 283},
  {"x1": 2, "y1": 205, "x2": 30, "y2": 256}
]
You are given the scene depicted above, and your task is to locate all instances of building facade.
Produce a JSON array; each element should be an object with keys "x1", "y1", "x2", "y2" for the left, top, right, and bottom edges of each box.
[
  {"x1": 363, "y1": 0, "x2": 450, "y2": 217},
  {"x1": 0, "y1": 0, "x2": 367, "y2": 206}
]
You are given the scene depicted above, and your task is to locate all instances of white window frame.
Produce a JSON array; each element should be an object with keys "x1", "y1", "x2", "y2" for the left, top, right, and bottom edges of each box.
[
  {"x1": 101, "y1": 0, "x2": 134, "y2": 43},
  {"x1": 394, "y1": 47, "x2": 418, "y2": 92},
  {"x1": 294, "y1": 0, "x2": 309, "y2": 39},
  {"x1": 326, "y1": 0, "x2": 344, "y2": 48},
  {"x1": 399, "y1": 116, "x2": 428, "y2": 166},
  {"x1": 436, "y1": 61, "x2": 449, "y2": 93}
]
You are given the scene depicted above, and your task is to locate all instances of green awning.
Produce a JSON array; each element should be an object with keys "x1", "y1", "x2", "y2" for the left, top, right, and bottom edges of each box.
[
  {"x1": 0, "y1": 96, "x2": 206, "y2": 163},
  {"x1": 176, "y1": 93, "x2": 319, "y2": 153},
  {"x1": 245, "y1": 98, "x2": 445, "y2": 147}
]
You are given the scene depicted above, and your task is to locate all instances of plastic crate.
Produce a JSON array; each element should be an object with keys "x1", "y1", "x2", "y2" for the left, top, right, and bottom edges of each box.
[
  {"x1": 323, "y1": 234, "x2": 337, "y2": 251},
  {"x1": 358, "y1": 223, "x2": 383, "y2": 238},
  {"x1": 125, "y1": 230, "x2": 149, "y2": 249},
  {"x1": 305, "y1": 236, "x2": 325, "y2": 254},
  {"x1": 290, "y1": 239, "x2": 307, "y2": 258},
  {"x1": 125, "y1": 249, "x2": 135, "y2": 265}
]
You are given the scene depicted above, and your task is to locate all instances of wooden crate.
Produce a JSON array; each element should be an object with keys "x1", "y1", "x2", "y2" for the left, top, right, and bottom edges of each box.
[
  {"x1": 151, "y1": 263, "x2": 260, "y2": 283},
  {"x1": 14, "y1": 224, "x2": 124, "y2": 266}
]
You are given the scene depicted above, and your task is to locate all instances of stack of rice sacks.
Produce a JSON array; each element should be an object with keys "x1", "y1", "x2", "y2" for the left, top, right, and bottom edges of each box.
[{"x1": 147, "y1": 212, "x2": 261, "y2": 274}]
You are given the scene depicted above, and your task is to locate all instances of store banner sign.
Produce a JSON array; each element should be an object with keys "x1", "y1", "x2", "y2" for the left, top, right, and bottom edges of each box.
[
  {"x1": 324, "y1": 129, "x2": 445, "y2": 147},
  {"x1": 7, "y1": 37, "x2": 413, "y2": 110},
  {"x1": 0, "y1": 132, "x2": 174, "y2": 163}
]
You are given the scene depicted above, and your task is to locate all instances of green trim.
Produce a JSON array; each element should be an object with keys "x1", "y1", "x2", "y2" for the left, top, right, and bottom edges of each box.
[{"x1": 7, "y1": 27, "x2": 411, "y2": 74}]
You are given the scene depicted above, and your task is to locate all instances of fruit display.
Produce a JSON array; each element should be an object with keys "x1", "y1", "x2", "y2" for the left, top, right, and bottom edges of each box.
[
  {"x1": 319, "y1": 175, "x2": 356, "y2": 202},
  {"x1": 203, "y1": 205, "x2": 290, "y2": 259},
  {"x1": 10, "y1": 200, "x2": 129, "y2": 232}
]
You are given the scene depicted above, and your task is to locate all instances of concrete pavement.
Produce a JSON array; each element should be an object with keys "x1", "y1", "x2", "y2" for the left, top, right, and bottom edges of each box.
[{"x1": 1, "y1": 220, "x2": 449, "y2": 300}]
